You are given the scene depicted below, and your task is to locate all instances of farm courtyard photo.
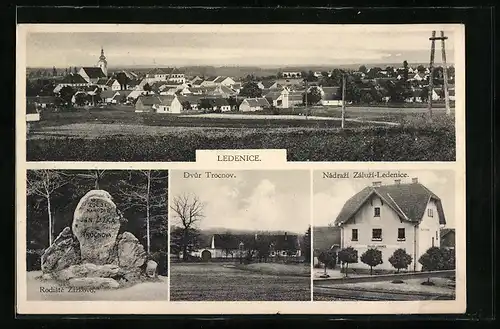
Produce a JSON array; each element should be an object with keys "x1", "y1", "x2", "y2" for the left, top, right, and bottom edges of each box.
[{"x1": 169, "y1": 170, "x2": 311, "y2": 301}]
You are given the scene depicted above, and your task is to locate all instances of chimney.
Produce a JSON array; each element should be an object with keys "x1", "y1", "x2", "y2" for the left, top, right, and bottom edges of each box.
[
  {"x1": 412, "y1": 177, "x2": 418, "y2": 184},
  {"x1": 394, "y1": 179, "x2": 401, "y2": 185},
  {"x1": 372, "y1": 181, "x2": 382, "y2": 187}
]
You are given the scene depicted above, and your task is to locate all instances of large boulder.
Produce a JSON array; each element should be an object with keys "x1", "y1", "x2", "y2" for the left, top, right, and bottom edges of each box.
[
  {"x1": 56, "y1": 263, "x2": 121, "y2": 281},
  {"x1": 117, "y1": 232, "x2": 146, "y2": 268},
  {"x1": 68, "y1": 277, "x2": 120, "y2": 290},
  {"x1": 41, "y1": 227, "x2": 81, "y2": 273},
  {"x1": 145, "y1": 260, "x2": 158, "y2": 278},
  {"x1": 72, "y1": 190, "x2": 124, "y2": 265}
]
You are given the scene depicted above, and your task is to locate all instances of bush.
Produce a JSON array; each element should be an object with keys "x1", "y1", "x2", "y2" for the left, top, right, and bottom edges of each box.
[
  {"x1": 360, "y1": 248, "x2": 383, "y2": 275},
  {"x1": 389, "y1": 248, "x2": 413, "y2": 273}
]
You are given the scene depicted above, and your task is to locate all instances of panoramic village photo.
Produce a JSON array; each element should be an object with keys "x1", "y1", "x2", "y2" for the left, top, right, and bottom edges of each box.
[
  {"x1": 312, "y1": 170, "x2": 456, "y2": 301},
  {"x1": 25, "y1": 169, "x2": 168, "y2": 301},
  {"x1": 22, "y1": 24, "x2": 458, "y2": 162},
  {"x1": 169, "y1": 170, "x2": 311, "y2": 301}
]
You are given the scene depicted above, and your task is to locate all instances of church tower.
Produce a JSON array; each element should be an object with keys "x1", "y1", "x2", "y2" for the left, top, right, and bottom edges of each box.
[{"x1": 97, "y1": 47, "x2": 108, "y2": 77}]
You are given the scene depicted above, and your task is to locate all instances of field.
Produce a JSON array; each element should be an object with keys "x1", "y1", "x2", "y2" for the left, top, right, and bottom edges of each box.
[
  {"x1": 26, "y1": 271, "x2": 169, "y2": 301},
  {"x1": 26, "y1": 105, "x2": 456, "y2": 162},
  {"x1": 170, "y1": 263, "x2": 311, "y2": 301},
  {"x1": 314, "y1": 277, "x2": 455, "y2": 301}
]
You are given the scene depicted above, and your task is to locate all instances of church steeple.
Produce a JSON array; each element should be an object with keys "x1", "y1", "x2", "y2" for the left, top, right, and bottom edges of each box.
[
  {"x1": 97, "y1": 47, "x2": 108, "y2": 77},
  {"x1": 99, "y1": 47, "x2": 106, "y2": 61}
]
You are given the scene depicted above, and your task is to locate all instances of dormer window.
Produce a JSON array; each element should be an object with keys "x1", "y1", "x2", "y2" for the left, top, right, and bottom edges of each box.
[{"x1": 374, "y1": 207, "x2": 381, "y2": 217}]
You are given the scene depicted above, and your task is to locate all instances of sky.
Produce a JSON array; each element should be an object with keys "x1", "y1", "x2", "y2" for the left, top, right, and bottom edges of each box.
[
  {"x1": 313, "y1": 170, "x2": 456, "y2": 228},
  {"x1": 170, "y1": 170, "x2": 310, "y2": 233},
  {"x1": 24, "y1": 25, "x2": 457, "y2": 68}
]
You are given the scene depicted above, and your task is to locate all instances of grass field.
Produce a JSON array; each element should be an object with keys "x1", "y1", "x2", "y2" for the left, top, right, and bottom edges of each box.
[
  {"x1": 26, "y1": 271, "x2": 169, "y2": 301},
  {"x1": 170, "y1": 263, "x2": 311, "y2": 301},
  {"x1": 26, "y1": 106, "x2": 456, "y2": 162}
]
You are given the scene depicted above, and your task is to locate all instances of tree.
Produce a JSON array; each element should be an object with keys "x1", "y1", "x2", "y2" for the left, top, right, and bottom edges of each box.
[
  {"x1": 117, "y1": 170, "x2": 168, "y2": 255},
  {"x1": 388, "y1": 248, "x2": 413, "y2": 273},
  {"x1": 318, "y1": 250, "x2": 337, "y2": 276},
  {"x1": 303, "y1": 86, "x2": 322, "y2": 106},
  {"x1": 361, "y1": 91, "x2": 374, "y2": 104},
  {"x1": 239, "y1": 81, "x2": 262, "y2": 98},
  {"x1": 26, "y1": 170, "x2": 71, "y2": 246},
  {"x1": 361, "y1": 248, "x2": 383, "y2": 275},
  {"x1": 219, "y1": 231, "x2": 235, "y2": 258},
  {"x1": 59, "y1": 86, "x2": 75, "y2": 105},
  {"x1": 417, "y1": 65, "x2": 426, "y2": 73},
  {"x1": 418, "y1": 246, "x2": 447, "y2": 284},
  {"x1": 302, "y1": 226, "x2": 311, "y2": 264},
  {"x1": 72, "y1": 170, "x2": 107, "y2": 189},
  {"x1": 255, "y1": 238, "x2": 271, "y2": 263},
  {"x1": 419, "y1": 87, "x2": 429, "y2": 102},
  {"x1": 74, "y1": 92, "x2": 87, "y2": 106},
  {"x1": 403, "y1": 60, "x2": 409, "y2": 82},
  {"x1": 170, "y1": 193, "x2": 205, "y2": 261},
  {"x1": 73, "y1": 67, "x2": 78, "y2": 74},
  {"x1": 358, "y1": 65, "x2": 367, "y2": 73},
  {"x1": 143, "y1": 83, "x2": 152, "y2": 92},
  {"x1": 170, "y1": 226, "x2": 200, "y2": 260},
  {"x1": 116, "y1": 73, "x2": 130, "y2": 90},
  {"x1": 338, "y1": 246, "x2": 358, "y2": 277},
  {"x1": 52, "y1": 66, "x2": 57, "y2": 77}
]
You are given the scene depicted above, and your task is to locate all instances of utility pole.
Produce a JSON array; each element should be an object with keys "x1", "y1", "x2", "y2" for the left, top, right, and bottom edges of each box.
[
  {"x1": 428, "y1": 30, "x2": 451, "y2": 118},
  {"x1": 440, "y1": 31, "x2": 451, "y2": 115},
  {"x1": 341, "y1": 74, "x2": 346, "y2": 129},
  {"x1": 427, "y1": 30, "x2": 436, "y2": 120},
  {"x1": 305, "y1": 79, "x2": 308, "y2": 119}
]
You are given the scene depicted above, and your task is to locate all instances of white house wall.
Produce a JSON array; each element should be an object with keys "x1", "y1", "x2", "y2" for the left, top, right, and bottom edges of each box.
[
  {"x1": 340, "y1": 194, "x2": 417, "y2": 271},
  {"x1": 416, "y1": 198, "x2": 441, "y2": 271}
]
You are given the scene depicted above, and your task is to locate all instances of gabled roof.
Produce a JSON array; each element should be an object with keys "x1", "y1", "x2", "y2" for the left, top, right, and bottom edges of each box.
[
  {"x1": 80, "y1": 67, "x2": 106, "y2": 79},
  {"x1": 100, "y1": 90, "x2": 119, "y2": 99},
  {"x1": 137, "y1": 95, "x2": 161, "y2": 106},
  {"x1": 261, "y1": 80, "x2": 277, "y2": 89},
  {"x1": 214, "y1": 76, "x2": 227, "y2": 83},
  {"x1": 96, "y1": 77, "x2": 109, "y2": 85},
  {"x1": 243, "y1": 97, "x2": 270, "y2": 107},
  {"x1": 313, "y1": 226, "x2": 341, "y2": 253},
  {"x1": 440, "y1": 228, "x2": 455, "y2": 239},
  {"x1": 60, "y1": 74, "x2": 87, "y2": 84},
  {"x1": 158, "y1": 95, "x2": 177, "y2": 105},
  {"x1": 212, "y1": 234, "x2": 299, "y2": 250},
  {"x1": 147, "y1": 67, "x2": 168, "y2": 75},
  {"x1": 106, "y1": 78, "x2": 119, "y2": 87},
  {"x1": 265, "y1": 91, "x2": 282, "y2": 101},
  {"x1": 178, "y1": 95, "x2": 202, "y2": 104},
  {"x1": 334, "y1": 182, "x2": 446, "y2": 226}
]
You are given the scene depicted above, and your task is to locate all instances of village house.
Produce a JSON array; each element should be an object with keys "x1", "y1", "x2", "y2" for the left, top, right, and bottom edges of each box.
[
  {"x1": 259, "y1": 80, "x2": 280, "y2": 90},
  {"x1": 313, "y1": 226, "x2": 341, "y2": 267},
  {"x1": 265, "y1": 89, "x2": 289, "y2": 109},
  {"x1": 239, "y1": 97, "x2": 270, "y2": 112},
  {"x1": 440, "y1": 228, "x2": 455, "y2": 250},
  {"x1": 178, "y1": 95, "x2": 201, "y2": 110},
  {"x1": 202, "y1": 76, "x2": 236, "y2": 87},
  {"x1": 281, "y1": 71, "x2": 302, "y2": 79},
  {"x1": 100, "y1": 90, "x2": 120, "y2": 104},
  {"x1": 134, "y1": 95, "x2": 161, "y2": 112},
  {"x1": 53, "y1": 73, "x2": 89, "y2": 93},
  {"x1": 188, "y1": 233, "x2": 301, "y2": 261},
  {"x1": 153, "y1": 95, "x2": 183, "y2": 114},
  {"x1": 146, "y1": 68, "x2": 169, "y2": 81},
  {"x1": 106, "y1": 78, "x2": 121, "y2": 91},
  {"x1": 27, "y1": 96, "x2": 56, "y2": 109},
  {"x1": 334, "y1": 178, "x2": 446, "y2": 272},
  {"x1": 320, "y1": 86, "x2": 342, "y2": 106},
  {"x1": 78, "y1": 67, "x2": 107, "y2": 84}
]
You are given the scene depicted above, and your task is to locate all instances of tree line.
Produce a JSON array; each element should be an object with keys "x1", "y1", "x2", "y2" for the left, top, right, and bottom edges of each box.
[
  {"x1": 170, "y1": 193, "x2": 311, "y2": 264},
  {"x1": 26, "y1": 170, "x2": 168, "y2": 274}
]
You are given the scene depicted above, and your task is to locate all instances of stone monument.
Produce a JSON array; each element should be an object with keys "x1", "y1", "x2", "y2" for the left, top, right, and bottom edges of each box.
[{"x1": 40, "y1": 190, "x2": 157, "y2": 289}]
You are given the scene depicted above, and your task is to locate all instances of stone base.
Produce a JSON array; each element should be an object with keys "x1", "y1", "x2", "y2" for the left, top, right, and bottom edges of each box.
[{"x1": 68, "y1": 277, "x2": 120, "y2": 289}]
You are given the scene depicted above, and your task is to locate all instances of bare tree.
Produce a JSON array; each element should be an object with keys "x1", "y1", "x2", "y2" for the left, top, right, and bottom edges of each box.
[
  {"x1": 73, "y1": 169, "x2": 107, "y2": 189},
  {"x1": 117, "y1": 170, "x2": 168, "y2": 254},
  {"x1": 170, "y1": 193, "x2": 205, "y2": 261},
  {"x1": 26, "y1": 170, "x2": 71, "y2": 246}
]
